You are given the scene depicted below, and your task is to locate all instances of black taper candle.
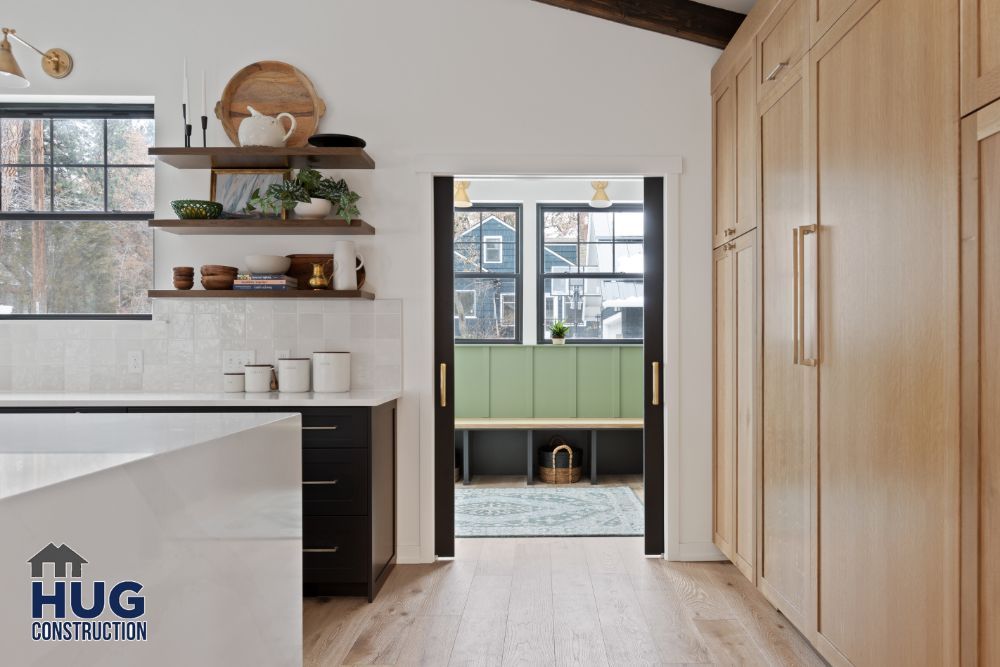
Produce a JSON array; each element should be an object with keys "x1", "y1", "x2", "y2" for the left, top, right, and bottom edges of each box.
[
  {"x1": 201, "y1": 116, "x2": 208, "y2": 148},
  {"x1": 182, "y1": 103, "x2": 188, "y2": 147}
]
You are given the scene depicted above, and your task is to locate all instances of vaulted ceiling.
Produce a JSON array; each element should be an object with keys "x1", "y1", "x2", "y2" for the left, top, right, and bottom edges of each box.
[{"x1": 531, "y1": 0, "x2": 748, "y2": 49}]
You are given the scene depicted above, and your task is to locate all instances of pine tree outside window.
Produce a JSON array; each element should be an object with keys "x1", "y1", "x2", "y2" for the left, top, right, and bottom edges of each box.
[{"x1": 0, "y1": 104, "x2": 155, "y2": 318}]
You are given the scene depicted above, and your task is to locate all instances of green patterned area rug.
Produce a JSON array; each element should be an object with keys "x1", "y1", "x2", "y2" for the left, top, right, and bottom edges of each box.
[{"x1": 455, "y1": 486, "x2": 644, "y2": 537}]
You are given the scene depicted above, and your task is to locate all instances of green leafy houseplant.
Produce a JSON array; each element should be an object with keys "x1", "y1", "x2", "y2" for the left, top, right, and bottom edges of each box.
[
  {"x1": 294, "y1": 169, "x2": 362, "y2": 223},
  {"x1": 548, "y1": 321, "x2": 570, "y2": 343},
  {"x1": 245, "y1": 180, "x2": 309, "y2": 218}
]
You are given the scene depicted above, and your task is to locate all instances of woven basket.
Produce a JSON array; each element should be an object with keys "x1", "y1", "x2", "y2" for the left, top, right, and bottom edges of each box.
[{"x1": 538, "y1": 436, "x2": 582, "y2": 484}]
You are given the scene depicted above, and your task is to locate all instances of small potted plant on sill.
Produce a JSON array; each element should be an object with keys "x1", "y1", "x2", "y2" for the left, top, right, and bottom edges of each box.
[
  {"x1": 245, "y1": 180, "x2": 309, "y2": 220},
  {"x1": 549, "y1": 320, "x2": 569, "y2": 345},
  {"x1": 292, "y1": 168, "x2": 362, "y2": 222}
]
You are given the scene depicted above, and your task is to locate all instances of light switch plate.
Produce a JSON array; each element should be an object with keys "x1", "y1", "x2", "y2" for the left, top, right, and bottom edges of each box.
[
  {"x1": 127, "y1": 350, "x2": 143, "y2": 374},
  {"x1": 222, "y1": 350, "x2": 255, "y2": 373}
]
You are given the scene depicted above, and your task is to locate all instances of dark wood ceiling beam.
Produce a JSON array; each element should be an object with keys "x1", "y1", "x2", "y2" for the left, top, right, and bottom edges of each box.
[{"x1": 531, "y1": 0, "x2": 746, "y2": 49}]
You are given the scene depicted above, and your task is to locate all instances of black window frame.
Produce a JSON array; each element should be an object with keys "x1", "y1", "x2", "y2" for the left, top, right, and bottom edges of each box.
[
  {"x1": 537, "y1": 202, "x2": 644, "y2": 345},
  {"x1": 453, "y1": 203, "x2": 523, "y2": 344},
  {"x1": 0, "y1": 102, "x2": 155, "y2": 320}
]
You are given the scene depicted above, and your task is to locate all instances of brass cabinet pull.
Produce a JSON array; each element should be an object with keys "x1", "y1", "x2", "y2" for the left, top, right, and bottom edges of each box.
[
  {"x1": 303, "y1": 426, "x2": 339, "y2": 430},
  {"x1": 302, "y1": 480, "x2": 339, "y2": 485},
  {"x1": 766, "y1": 61, "x2": 788, "y2": 81},
  {"x1": 651, "y1": 361, "x2": 661, "y2": 406},
  {"x1": 725, "y1": 227, "x2": 737, "y2": 236},
  {"x1": 440, "y1": 362, "x2": 447, "y2": 408},
  {"x1": 795, "y1": 224, "x2": 818, "y2": 366},
  {"x1": 303, "y1": 547, "x2": 339, "y2": 553}
]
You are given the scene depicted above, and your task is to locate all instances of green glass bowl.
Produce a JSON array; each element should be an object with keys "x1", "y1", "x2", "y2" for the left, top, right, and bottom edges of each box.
[{"x1": 171, "y1": 200, "x2": 223, "y2": 220}]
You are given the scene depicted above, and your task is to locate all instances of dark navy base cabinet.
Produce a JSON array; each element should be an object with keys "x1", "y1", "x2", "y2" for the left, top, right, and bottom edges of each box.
[{"x1": 1, "y1": 401, "x2": 398, "y2": 602}]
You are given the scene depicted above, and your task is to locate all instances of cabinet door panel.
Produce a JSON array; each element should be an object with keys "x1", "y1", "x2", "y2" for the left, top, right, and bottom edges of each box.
[
  {"x1": 759, "y1": 70, "x2": 811, "y2": 631},
  {"x1": 733, "y1": 230, "x2": 757, "y2": 582},
  {"x1": 809, "y1": 0, "x2": 856, "y2": 43},
  {"x1": 759, "y1": 0, "x2": 807, "y2": 98},
  {"x1": 813, "y1": 0, "x2": 959, "y2": 663},
  {"x1": 736, "y1": 53, "x2": 757, "y2": 239},
  {"x1": 714, "y1": 83, "x2": 737, "y2": 249},
  {"x1": 714, "y1": 245, "x2": 736, "y2": 558},
  {"x1": 961, "y1": 0, "x2": 1000, "y2": 114}
]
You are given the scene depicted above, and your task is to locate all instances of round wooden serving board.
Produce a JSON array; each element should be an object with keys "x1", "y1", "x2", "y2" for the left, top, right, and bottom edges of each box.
[{"x1": 214, "y1": 61, "x2": 326, "y2": 148}]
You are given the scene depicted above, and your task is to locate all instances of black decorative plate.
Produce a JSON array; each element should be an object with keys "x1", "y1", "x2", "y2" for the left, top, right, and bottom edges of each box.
[{"x1": 307, "y1": 134, "x2": 367, "y2": 148}]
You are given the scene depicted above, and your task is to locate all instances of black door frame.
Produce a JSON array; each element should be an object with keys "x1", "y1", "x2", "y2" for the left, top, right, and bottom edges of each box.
[{"x1": 434, "y1": 176, "x2": 665, "y2": 557}]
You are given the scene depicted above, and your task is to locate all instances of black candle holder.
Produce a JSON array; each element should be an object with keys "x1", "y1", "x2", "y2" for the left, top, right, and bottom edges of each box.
[
  {"x1": 201, "y1": 115, "x2": 208, "y2": 147},
  {"x1": 182, "y1": 103, "x2": 190, "y2": 147}
]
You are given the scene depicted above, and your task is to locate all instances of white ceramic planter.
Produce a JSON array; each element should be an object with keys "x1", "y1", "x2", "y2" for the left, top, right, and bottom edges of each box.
[
  {"x1": 552, "y1": 338, "x2": 567, "y2": 345},
  {"x1": 294, "y1": 197, "x2": 333, "y2": 220}
]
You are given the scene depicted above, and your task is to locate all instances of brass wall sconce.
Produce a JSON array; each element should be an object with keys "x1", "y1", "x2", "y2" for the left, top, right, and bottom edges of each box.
[{"x1": 0, "y1": 27, "x2": 73, "y2": 88}]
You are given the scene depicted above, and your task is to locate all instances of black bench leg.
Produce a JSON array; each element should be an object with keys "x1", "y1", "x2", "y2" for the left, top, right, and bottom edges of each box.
[
  {"x1": 526, "y1": 431, "x2": 534, "y2": 485},
  {"x1": 590, "y1": 430, "x2": 598, "y2": 484},
  {"x1": 463, "y1": 430, "x2": 471, "y2": 486}
]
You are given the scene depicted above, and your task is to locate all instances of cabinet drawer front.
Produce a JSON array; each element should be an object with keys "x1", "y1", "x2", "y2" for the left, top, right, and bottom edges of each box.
[
  {"x1": 303, "y1": 448, "x2": 367, "y2": 515},
  {"x1": 301, "y1": 409, "x2": 367, "y2": 447},
  {"x1": 758, "y1": 0, "x2": 807, "y2": 98},
  {"x1": 303, "y1": 516, "x2": 367, "y2": 583}
]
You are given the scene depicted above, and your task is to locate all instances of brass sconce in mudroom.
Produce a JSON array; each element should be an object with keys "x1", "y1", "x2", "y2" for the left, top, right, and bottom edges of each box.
[{"x1": 0, "y1": 27, "x2": 73, "y2": 88}]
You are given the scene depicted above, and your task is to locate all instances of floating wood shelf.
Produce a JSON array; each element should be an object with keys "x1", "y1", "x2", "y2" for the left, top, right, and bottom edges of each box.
[
  {"x1": 148, "y1": 146, "x2": 375, "y2": 170},
  {"x1": 148, "y1": 289, "x2": 374, "y2": 300},
  {"x1": 148, "y1": 218, "x2": 375, "y2": 235}
]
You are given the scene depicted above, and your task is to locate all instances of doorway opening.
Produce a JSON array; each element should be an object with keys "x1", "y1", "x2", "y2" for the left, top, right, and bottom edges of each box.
[{"x1": 435, "y1": 176, "x2": 664, "y2": 554}]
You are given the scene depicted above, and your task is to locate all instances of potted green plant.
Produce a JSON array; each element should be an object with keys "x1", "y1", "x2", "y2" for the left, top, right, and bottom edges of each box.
[
  {"x1": 548, "y1": 321, "x2": 570, "y2": 344},
  {"x1": 245, "y1": 180, "x2": 309, "y2": 219},
  {"x1": 291, "y1": 168, "x2": 362, "y2": 222}
]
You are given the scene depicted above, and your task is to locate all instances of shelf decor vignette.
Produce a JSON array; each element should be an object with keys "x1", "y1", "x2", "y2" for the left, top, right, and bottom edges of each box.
[{"x1": 209, "y1": 168, "x2": 290, "y2": 219}]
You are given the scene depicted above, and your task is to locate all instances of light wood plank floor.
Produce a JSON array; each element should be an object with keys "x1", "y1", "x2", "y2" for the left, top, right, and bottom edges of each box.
[{"x1": 303, "y1": 537, "x2": 825, "y2": 666}]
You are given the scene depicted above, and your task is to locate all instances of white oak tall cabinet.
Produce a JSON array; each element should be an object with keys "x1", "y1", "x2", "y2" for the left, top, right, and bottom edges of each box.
[{"x1": 711, "y1": 0, "x2": 975, "y2": 663}]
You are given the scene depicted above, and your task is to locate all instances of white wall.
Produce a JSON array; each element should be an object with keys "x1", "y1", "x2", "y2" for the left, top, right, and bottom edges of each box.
[{"x1": 1, "y1": 0, "x2": 720, "y2": 562}]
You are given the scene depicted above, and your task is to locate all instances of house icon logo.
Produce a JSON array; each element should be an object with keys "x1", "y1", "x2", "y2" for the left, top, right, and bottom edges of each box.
[{"x1": 28, "y1": 543, "x2": 87, "y2": 578}]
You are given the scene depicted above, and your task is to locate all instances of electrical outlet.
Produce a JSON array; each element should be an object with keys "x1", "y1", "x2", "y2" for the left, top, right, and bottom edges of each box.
[
  {"x1": 275, "y1": 349, "x2": 291, "y2": 362},
  {"x1": 127, "y1": 350, "x2": 143, "y2": 374},
  {"x1": 222, "y1": 350, "x2": 255, "y2": 373}
]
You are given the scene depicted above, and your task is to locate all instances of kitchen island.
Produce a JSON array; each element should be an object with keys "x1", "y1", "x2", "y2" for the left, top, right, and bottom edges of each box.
[
  {"x1": 0, "y1": 390, "x2": 400, "y2": 602},
  {"x1": 0, "y1": 412, "x2": 302, "y2": 667}
]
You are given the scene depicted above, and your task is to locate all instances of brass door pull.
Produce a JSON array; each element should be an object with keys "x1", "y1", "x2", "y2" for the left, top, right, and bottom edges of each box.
[
  {"x1": 303, "y1": 547, "x2": 339, "y2": 553},
  {"x1": 439, "y1": 362, "x2": 447, "y2": 408},
  {"x1": 303, "y1": 426, "x2": 339, "y2": 430},
  {"x1": 795, "y1": 224, "x2": 818, "y2": 366},
  {"x1": 652, "y1": 361, "x2": 661, "y2": 406},
  {"x1": 302, "y1": 480, "x2": 340, "y2": 485}
]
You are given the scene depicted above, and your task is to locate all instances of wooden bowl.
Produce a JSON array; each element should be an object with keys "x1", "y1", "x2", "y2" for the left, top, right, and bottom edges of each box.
[
  {"x1": 201, "y1": 275, "x2": 235, "y2": 290},
  {"x1": 200, "y1": 264, "x2": 239, "y2": 277},
  {"x1": 173, "y1": 277, "x2": 194, "y2": 290},
  {"x1": 173, "y1": 266, "x2": 194, "y2": 276}
]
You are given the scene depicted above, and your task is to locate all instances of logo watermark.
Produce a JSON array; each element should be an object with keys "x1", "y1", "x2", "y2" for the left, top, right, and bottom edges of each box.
[{"x1": 28, "y1": 543, "x2": 147, "y2": 642}]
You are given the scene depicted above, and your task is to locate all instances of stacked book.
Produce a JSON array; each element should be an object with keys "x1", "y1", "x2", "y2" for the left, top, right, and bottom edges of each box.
[{"x1": 233, "y1": 273, "x2": 299, "y2": 291}]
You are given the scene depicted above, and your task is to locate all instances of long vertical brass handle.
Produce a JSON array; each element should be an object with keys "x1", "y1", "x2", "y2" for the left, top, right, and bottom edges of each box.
[
  {"x1": 439, "y1": 362, "x2": 447, "y2": 408},
  {"x1": 796, "y1": 224, "x2": 818, "y2": 367},
  {"x1": 651, "y1": 361, "x2": 661, "y2": 406},
  {"x1": 792, "y1": 227, "x2": 800, "y2": 364}
]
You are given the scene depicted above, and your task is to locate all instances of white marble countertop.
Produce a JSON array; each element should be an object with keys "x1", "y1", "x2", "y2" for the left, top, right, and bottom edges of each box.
[
  {"x1": 0, "y1": 412, "x2": 299, "y2": 500},
  {"x1": 0, "y1": 390, "x2": 400, "y2": 408}
]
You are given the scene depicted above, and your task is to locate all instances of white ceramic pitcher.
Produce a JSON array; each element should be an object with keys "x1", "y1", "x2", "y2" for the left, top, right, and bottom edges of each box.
[
  {"x1": 333, "y1": 240, "x2": 364, "y2": 291},
  {"x1": 237, "y1": 106, "x2": 296, "y2": 147}
]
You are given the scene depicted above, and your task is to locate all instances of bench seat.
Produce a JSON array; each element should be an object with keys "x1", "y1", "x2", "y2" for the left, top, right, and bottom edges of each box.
[{"x1": 455, "y1": 417, "x2": 644, "y2": 485}]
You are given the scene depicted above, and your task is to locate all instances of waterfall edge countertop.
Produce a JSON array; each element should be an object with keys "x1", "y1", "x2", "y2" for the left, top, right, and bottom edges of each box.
[
  {"x1": 0, "y1": 411, "x2": 302, "y2": 665},
  {"x1": 0, "y1": 411, "x2": 300, "y2": 500},
  {"x1": 0, "y1": 389, "x2": 400, "y2": 408}
]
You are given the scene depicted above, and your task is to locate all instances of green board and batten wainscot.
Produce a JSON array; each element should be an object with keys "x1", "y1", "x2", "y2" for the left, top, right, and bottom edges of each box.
[{"x1": 454, "y1": 345, "x2": 643, "y2": 419}]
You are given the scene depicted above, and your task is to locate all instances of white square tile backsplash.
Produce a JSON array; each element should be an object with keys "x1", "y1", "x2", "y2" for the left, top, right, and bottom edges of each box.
[{"x1": 0, "y1": 299, "x2": 402, "y2": 393}]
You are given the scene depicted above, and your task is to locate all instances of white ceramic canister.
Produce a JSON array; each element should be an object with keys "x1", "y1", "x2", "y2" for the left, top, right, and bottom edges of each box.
[
  {"x1": 223, "y1": 372, "x2": 245, "y2": 393},
  {"x1": 312, "y1": 352, "x2": 351, "y2": 393},
  {"x1": 278, "y1": 358, "x2": 311, "y2": 393},
  {"x1": 244, "y1": 364, "x2": 274, "y2": 393}
]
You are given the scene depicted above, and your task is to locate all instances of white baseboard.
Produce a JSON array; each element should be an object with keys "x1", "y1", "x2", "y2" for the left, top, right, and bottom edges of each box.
[
  {"x1": 396, "y1": 544, "x2": 428, "y2": 564},
  {"x1": 668, "y1": 541, "x2": 727, "y2": 562}
]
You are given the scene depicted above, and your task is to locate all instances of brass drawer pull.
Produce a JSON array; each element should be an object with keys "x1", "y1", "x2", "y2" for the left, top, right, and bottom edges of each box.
[
  {"x1": 766, "y1": 61, "x2": 788, "y2": 81},
  {"x1": 303, "y1": 480, "x2": 339, "y2": 485},
  {"x1": 303, "y1": 426, "x2": 339, "y2": 430},
  {"x1": 725, "y1": 227, "x2": 736, "y2": 236},
  {"x1": 303, "y1": 547, "x2": 339, "y2": 553}
]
